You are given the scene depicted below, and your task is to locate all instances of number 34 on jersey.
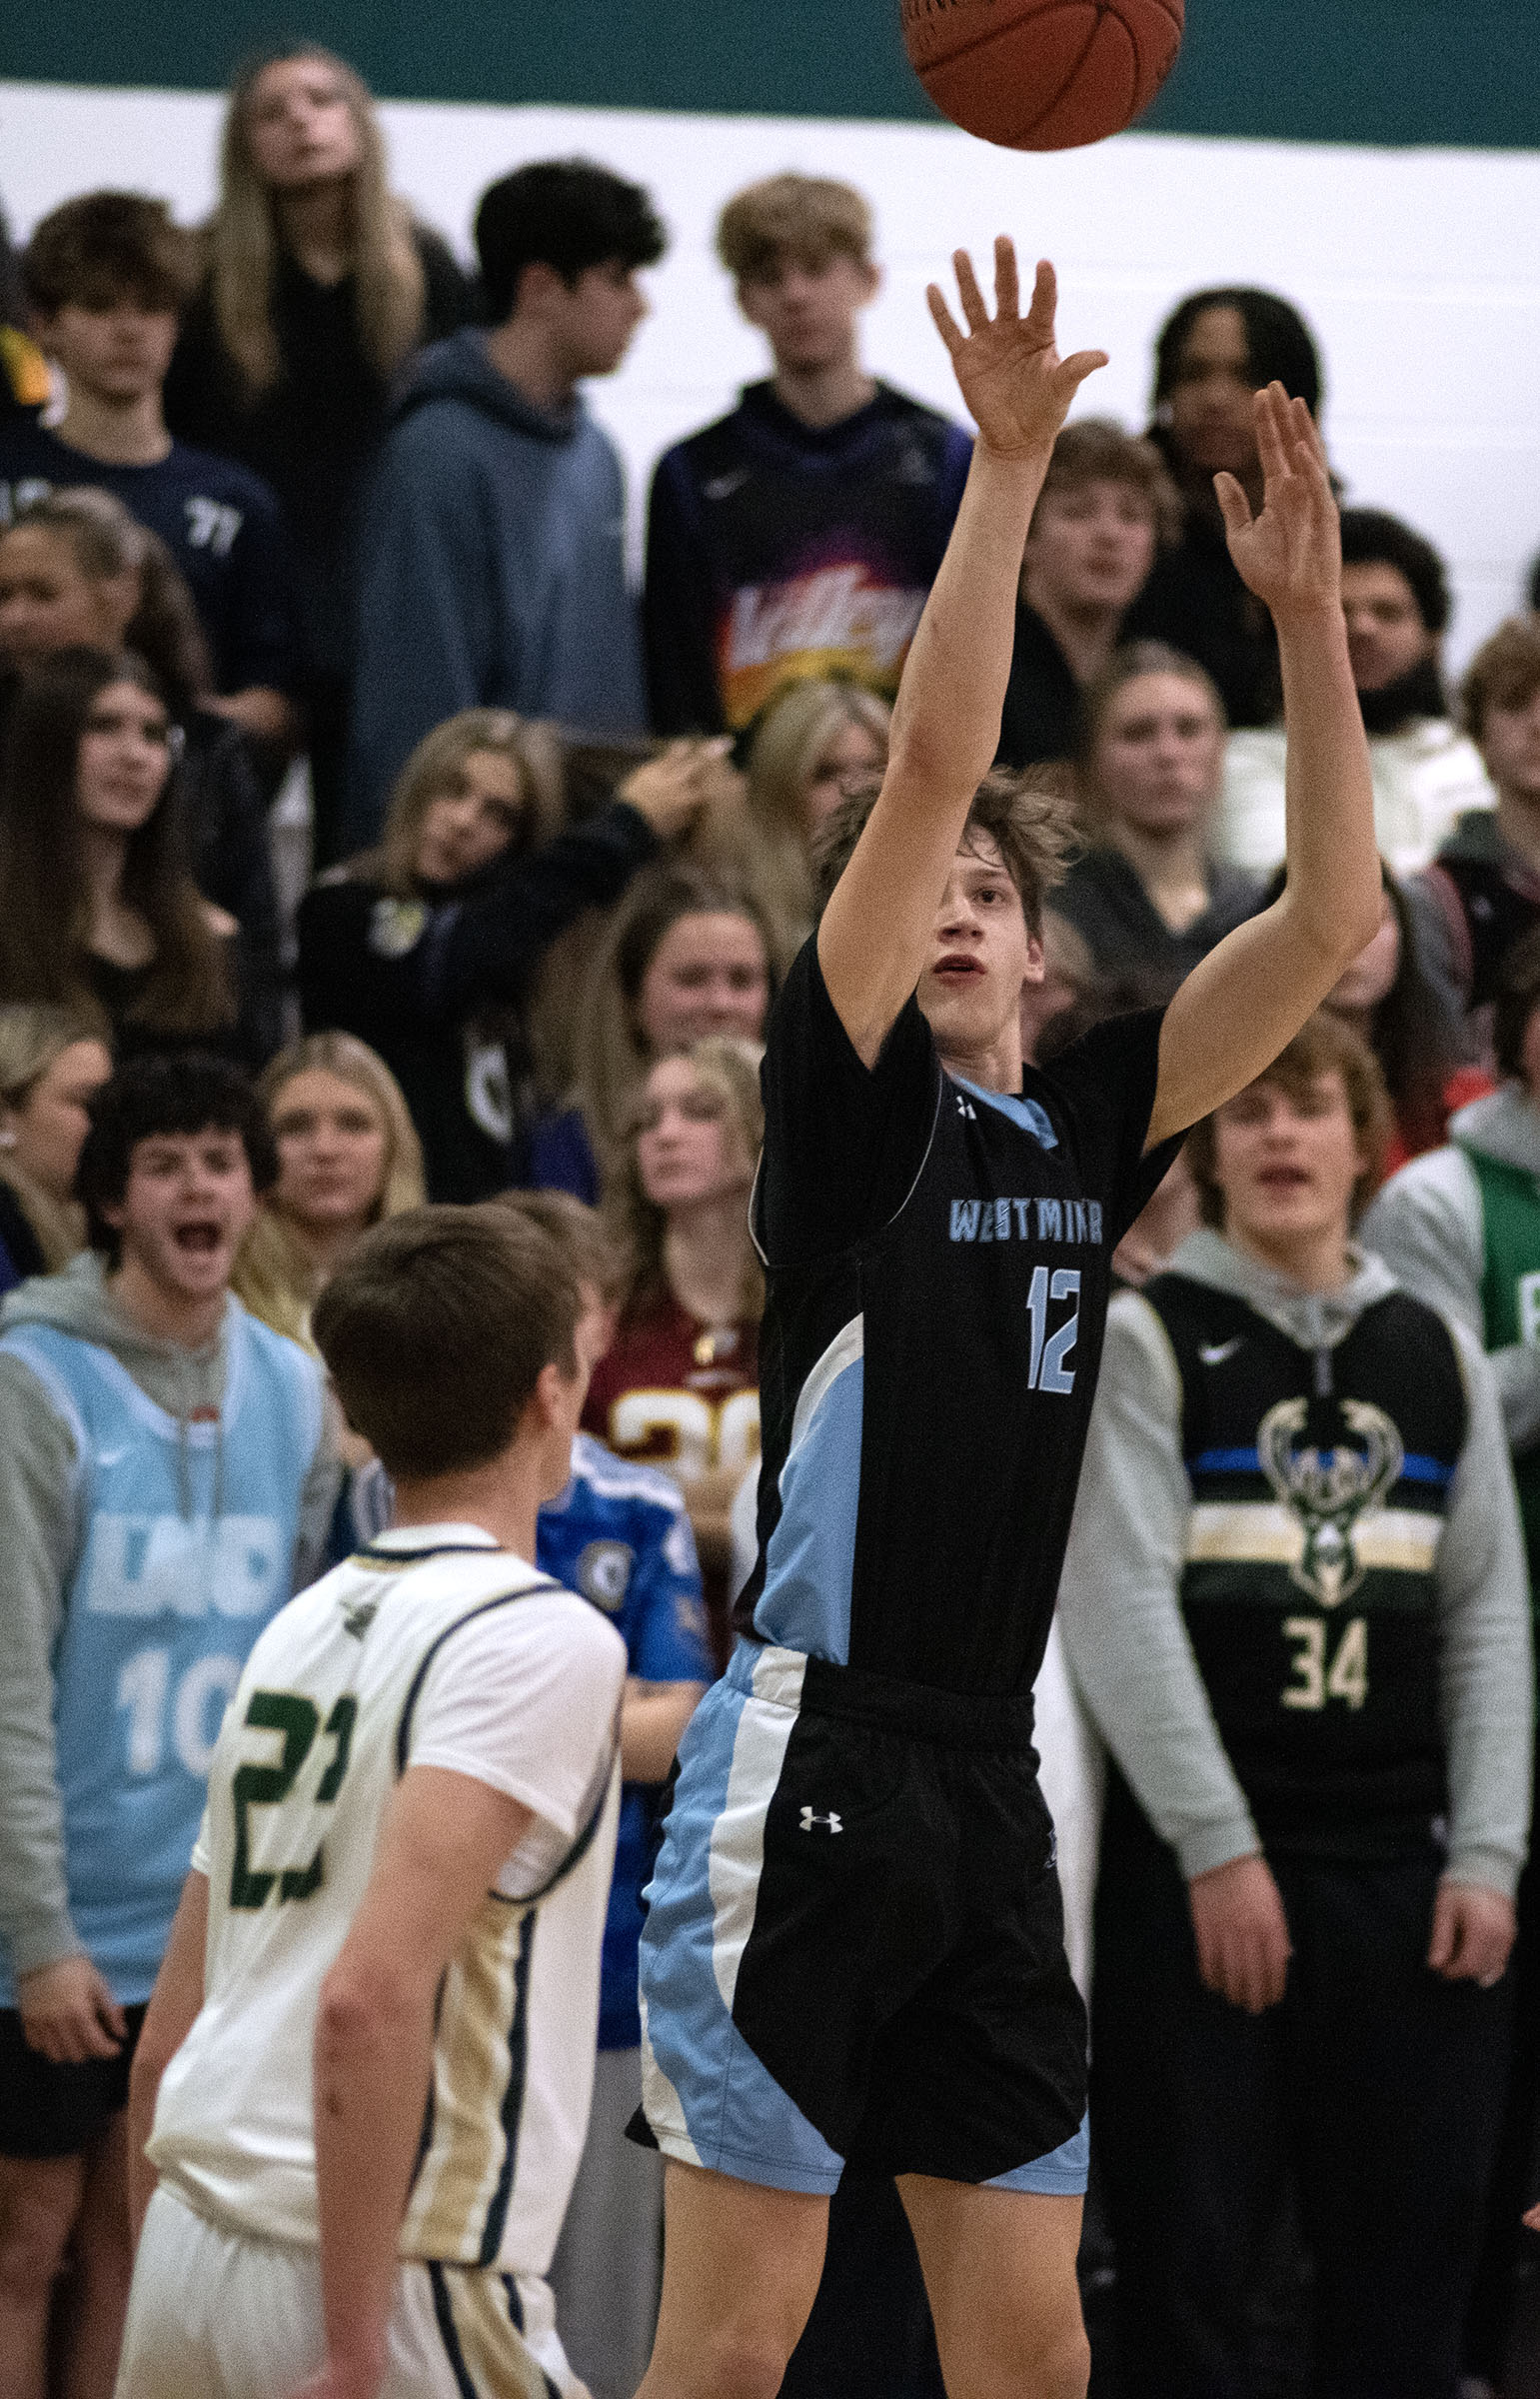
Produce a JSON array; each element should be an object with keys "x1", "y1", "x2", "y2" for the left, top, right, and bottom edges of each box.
[{"x1": 1281, "y1": 1614, "x2": 1368, "y2": 1712}]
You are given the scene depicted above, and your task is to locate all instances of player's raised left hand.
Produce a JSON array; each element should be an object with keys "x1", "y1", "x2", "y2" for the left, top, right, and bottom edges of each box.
[
  {"x1": 926, "y1": 240, "x2": 1106, "y2": 464},
  {"x1": 1427, "y1": 1879, "x2": 1515, "y2": 1988},
  {"x1": 1215, "y1": 384, "x2": 1340, "y2": 624}
]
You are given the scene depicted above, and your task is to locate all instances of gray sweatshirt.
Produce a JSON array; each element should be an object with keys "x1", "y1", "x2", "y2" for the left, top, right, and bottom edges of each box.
[
  {"x1": 0, "y1": 1255, "x2": 340, "y2": 1977},
  {"x1": 1057, "y1": 1227, "x2": 1532, "y2": 1897},
  {"x1": 1359, "y1": 1083, "x2": 1540, "y2": 1453}
]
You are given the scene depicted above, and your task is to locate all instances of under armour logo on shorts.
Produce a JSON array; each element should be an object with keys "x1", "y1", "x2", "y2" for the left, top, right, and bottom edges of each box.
[{"x1": 799, "y1": 1807, "x2": 843, "y2": 1833}]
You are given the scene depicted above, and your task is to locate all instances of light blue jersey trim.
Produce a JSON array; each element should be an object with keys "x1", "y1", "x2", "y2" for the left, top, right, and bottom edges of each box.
[
  {"x1": 753, "y1": 1316, "x2": 862, "y2": 1664},
  {"x1": 639, "y1": 1643, "x2": 844, "y2": 2194},
  {"x1": 986, "y1": 2111, "x2": 1090, "y2": 2195},
  {"x1": 0, "y1": 1330, "x2": 89, "y2": 1482},
  {"x1": 952, "y1": 1075, "x2": 1059, "y2": 1151}
]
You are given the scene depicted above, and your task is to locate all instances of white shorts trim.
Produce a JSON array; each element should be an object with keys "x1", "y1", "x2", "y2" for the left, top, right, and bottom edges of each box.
[{"x1": 116, "y1": 2186, "x2": 586, "y2": 2398}]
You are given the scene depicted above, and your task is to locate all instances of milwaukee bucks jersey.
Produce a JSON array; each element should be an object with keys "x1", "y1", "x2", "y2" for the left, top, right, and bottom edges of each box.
[
  {"x1": 1141, "y1": 1275, "x2": 1467, "y2": 1855},
  {"x1": 147, "y1": 1525, "x2": 626, "y2": 2274}
]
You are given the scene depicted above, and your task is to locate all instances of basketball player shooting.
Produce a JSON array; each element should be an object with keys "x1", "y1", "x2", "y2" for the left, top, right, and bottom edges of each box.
[{"x1": 629, "y1": 235, "x2": 1377, "y2": 2399}]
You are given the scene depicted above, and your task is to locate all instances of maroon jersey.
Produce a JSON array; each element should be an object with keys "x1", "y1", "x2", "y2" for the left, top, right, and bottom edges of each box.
[{"x1": 583, "y1": 1293, "x2": 760, "y2": 1484}]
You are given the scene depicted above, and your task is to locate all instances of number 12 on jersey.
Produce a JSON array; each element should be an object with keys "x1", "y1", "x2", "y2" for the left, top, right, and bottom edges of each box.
[{"x1": 1026, "y1": 1266, "x2": 1080, "y2": 1394}]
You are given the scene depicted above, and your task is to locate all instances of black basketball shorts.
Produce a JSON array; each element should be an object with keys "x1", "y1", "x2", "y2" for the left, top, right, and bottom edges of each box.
[
  {"x1": 636, "y1": 1641, "x2": 1088, "y2": 2194},
  {"x1": 0, "y1": 2002, "x2": 147, "y2": 2158}
]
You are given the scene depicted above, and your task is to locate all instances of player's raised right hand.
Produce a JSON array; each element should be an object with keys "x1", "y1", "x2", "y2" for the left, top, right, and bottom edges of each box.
[{"x1": 1187, "y1": 1851, "x2": 1292, "y2": 2014}]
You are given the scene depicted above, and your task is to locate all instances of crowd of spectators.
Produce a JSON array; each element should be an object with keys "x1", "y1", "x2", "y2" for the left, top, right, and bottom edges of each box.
[{"x1": 1, "y1": 39, "x2": 1539, "y2": 2399}]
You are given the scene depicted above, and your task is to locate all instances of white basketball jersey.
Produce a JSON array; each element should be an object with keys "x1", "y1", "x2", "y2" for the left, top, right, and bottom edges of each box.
[{"x1": 148, "y1": 1526, "x2": 625, "y2": 2275}]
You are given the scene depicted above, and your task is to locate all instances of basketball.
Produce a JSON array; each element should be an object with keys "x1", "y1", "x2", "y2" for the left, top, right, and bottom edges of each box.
[{"x1": 900, "y1": 0, "x2": 1185, "y2": 150}]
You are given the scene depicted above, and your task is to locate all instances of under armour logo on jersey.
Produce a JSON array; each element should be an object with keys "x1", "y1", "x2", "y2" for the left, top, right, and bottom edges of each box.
[
  {"x1": 1199, "y1": 1337, "x2": 1243, "y2": 1366},
  {"x1": 955, "y1": 1096, "x2": 976, "y2": 1120},
  {"x1": 799, "y1": 1807, "x2": 843, "y2": 1833},
  {"x1": 340, "y1": 1599, "x2": 378, "y2": 1640}
]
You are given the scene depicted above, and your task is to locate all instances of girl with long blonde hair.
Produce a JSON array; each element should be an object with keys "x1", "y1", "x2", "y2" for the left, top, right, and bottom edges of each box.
[
  {"x1": 0, "y1": 1003, "x2": 112, "y2": 1289},
  {"x1": 164, "y1": 45, "x2": 473, "y2": 862},
  {"x1": 234, "y1": 1031, "x2": 425, "y2": 1344},
  {"x1": 587, "y1": 1037, "x2": 766, "y2": 1657},
  {"x1": 727, "y1": 678, "x2": 890, "y2": 974},
  {"x1": 568, "y1": 865, "x2": 775, "y2": 1184},
  {"x1": 298, "y1": 711, "x2": 717, "y2": 1200}
]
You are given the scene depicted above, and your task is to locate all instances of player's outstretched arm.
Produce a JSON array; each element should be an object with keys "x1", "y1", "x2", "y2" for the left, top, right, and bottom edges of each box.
[
  {"x1": 294, "y1": 1767, "x2": 534, "y2": 2399},
  {"x1": 1144, "y1": 387, "x2": 1380, "y2": 1149},
  {"x1": 126, "y1": 1868, "x2": 209, "y2": 2246},
  {"x1": 817, "y1": 239, "x2": 1105, "y2": 1067}
]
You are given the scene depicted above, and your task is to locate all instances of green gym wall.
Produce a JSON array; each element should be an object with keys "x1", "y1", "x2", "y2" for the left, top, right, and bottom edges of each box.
[{"x1": 2, "y1": 0, "x2": 1537, "y2": 152}]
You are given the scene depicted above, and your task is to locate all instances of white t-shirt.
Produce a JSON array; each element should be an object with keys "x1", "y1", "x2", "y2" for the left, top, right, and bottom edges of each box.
[
  {"x1": 1217, "y1": 719, "x2": 1495, "y2": 879},
  {"x1": 148, "y1": 1525, "x2": 626, "y2": 2274}
]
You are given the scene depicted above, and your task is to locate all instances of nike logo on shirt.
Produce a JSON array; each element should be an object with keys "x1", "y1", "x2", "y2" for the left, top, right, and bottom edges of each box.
[{"x1": 1198, "y1": 1338, "x2": 1243, "y2": 1366}]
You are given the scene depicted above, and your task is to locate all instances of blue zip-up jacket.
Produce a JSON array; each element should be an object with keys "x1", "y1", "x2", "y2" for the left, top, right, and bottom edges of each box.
[{"x1": 348, "y1": 328, "x2": 646, "y2": 843}]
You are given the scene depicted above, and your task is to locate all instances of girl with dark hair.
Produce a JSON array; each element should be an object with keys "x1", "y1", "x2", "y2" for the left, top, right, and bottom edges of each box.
[
  {"x1": 0, "y1": 647, "x2": 267, "y2": 1062},
  {"x1": 298, "y1": 716, "x2": 720, "y2": 1200},
  {"x1": 1128, "y1": 286, "x2": 1327, "y2": 729},
  {"x1": 164, "y1": 45, "x2": 473, "y2": 863},
  {"x1": 0, "y1": 492, "x2": 284, "y2": 1051}
]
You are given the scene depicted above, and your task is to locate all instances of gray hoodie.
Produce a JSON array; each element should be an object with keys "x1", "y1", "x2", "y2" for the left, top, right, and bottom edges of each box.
[
  {"x1": 1360, "y1": 1084, "x2": 1540, "y2": 1452},
  {"x1": 347, "y1": 326, "x2": 647, "y2": 842},
  {"x1": 0, "y1": 1255, "x2": 339, "y2": 1977},
  {"x1": 1057, "y1": 1228, "x2": 1531, "y2": 1896}
]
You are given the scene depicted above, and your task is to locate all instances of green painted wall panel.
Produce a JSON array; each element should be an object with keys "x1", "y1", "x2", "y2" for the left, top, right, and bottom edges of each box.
[{"x1": 3, "y1": 1, "x2": 1537, "y2": 151}]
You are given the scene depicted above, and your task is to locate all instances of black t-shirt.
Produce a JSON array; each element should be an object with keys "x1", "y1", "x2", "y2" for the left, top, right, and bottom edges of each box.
[
  {"x1": 297, "y1": 799, "x2": 659, "y2": 1201},
  {"x1": 1051, "y1": 846, "x2": 1261, "y2": 982},
  {"x1": 996, "y1": 600, "x2": 1082, "y2": 770},
  {"x1": 740, "y1": 939, "x2": 1177, "y2": 1695},
  {"x1": 165, "y1": 229, "x2": 473, "y2": 676},
  {"x1": 0, "y1": 420, "x2": 303, "y2": 697},
  {"x1": 1124, "y1": 501, "x2": 1281, "y2": 730}
]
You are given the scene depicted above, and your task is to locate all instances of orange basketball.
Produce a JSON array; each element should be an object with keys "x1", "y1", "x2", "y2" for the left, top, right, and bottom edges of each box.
[{"x1": 900, "y1": 0, "x2": 1184, "y2": 150}]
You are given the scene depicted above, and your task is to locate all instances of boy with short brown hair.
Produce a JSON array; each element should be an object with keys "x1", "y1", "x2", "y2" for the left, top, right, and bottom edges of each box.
[
  {"x1": 999, "y1": 415, "x2": 1180, "y2": 768},
  {"x1": 643, "y1": 170, "x2": 972, "y2": 736},
  {"x1": 3, "y1": 191, "x2": 303, "y2": 744},
  {"x1": 1062, "y1": 1022, "x2": 1529, "y2": 2395},
  {"x1": 118, "y1": 1202, "x2": 629, "y2": 2399}
]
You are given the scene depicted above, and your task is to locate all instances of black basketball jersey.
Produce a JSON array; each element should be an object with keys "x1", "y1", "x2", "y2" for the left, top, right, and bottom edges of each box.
[
  {"x1": 1142, "y1": 1270, "x2": 1469, "y2": 1854},
  {"x1": 737, "y1": 938, "x2": 1177, "y2": 1696}
]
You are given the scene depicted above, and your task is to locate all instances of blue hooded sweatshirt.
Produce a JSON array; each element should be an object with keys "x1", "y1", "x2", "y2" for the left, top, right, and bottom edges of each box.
[{"x1": 347, "y1": 328, "x2": 646, "y2": 842}]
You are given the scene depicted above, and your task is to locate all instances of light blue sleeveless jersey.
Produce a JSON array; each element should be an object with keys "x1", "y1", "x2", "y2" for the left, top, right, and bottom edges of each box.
[{"x1": 0, "y1": 1310, "x2": 322, "y2": 2005}]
